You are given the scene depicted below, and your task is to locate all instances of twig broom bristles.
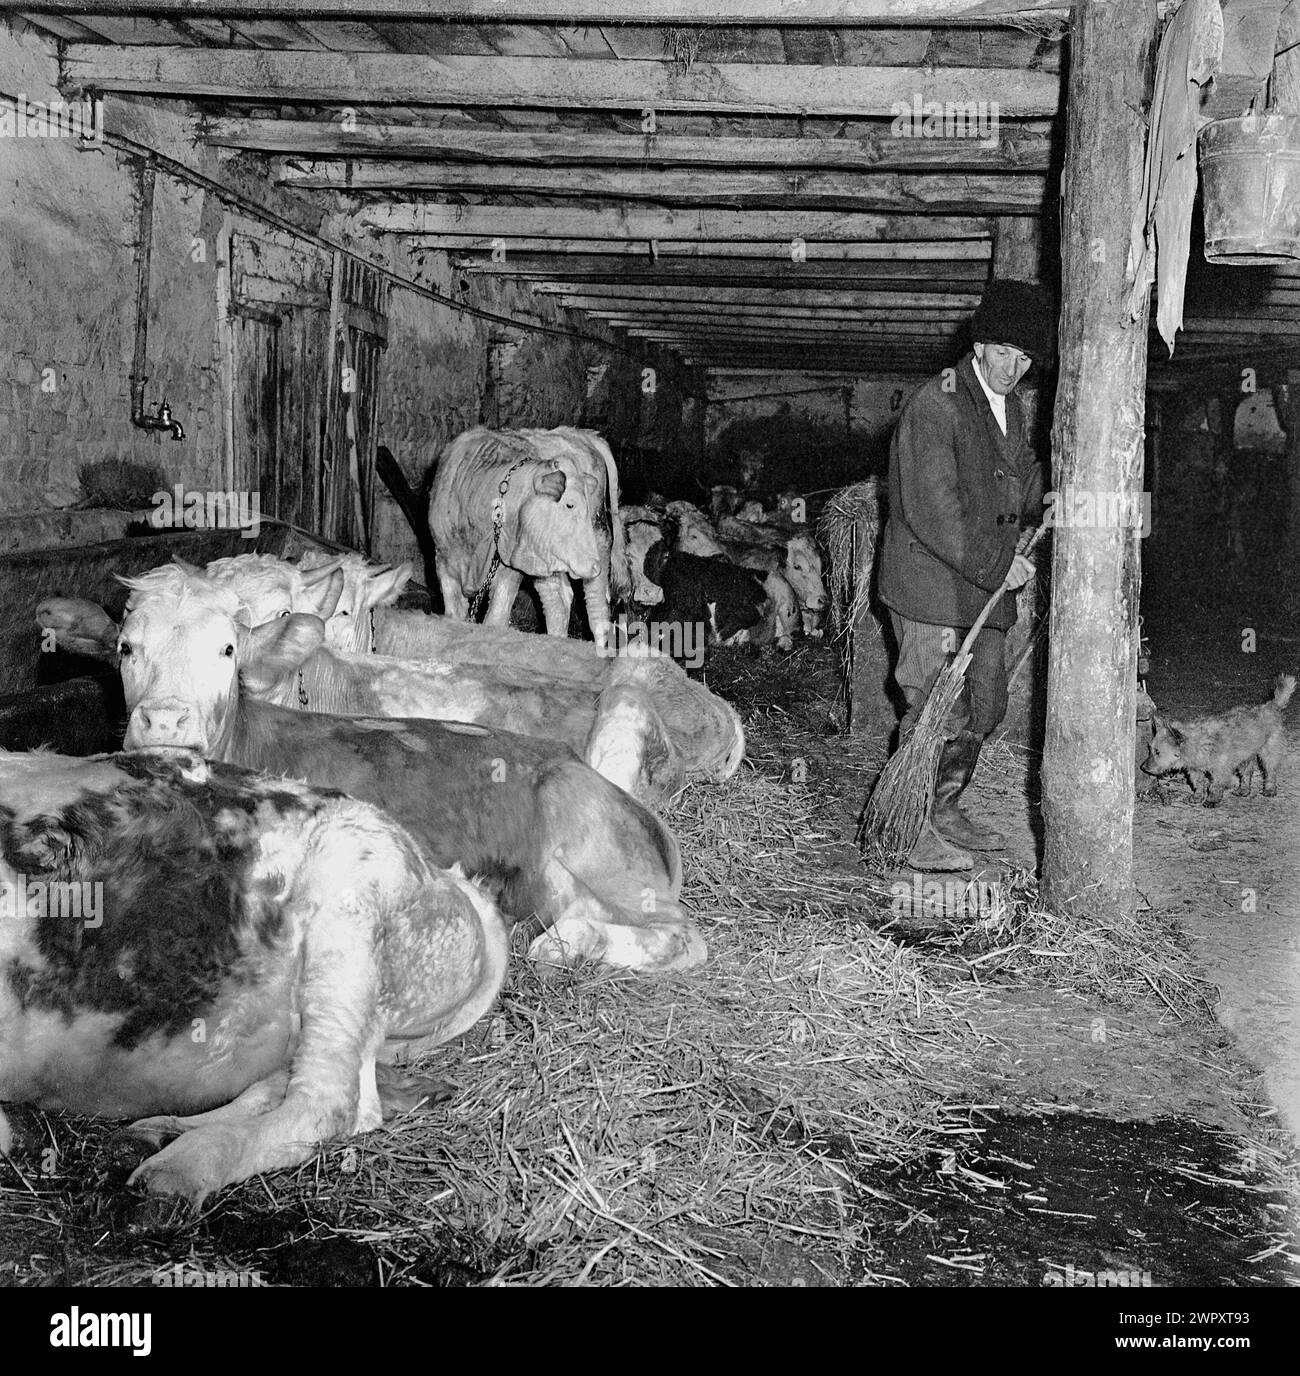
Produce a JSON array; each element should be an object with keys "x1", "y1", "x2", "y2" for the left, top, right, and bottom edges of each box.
[{"x1": 860, "y1": 521, "x2": 1050, "y2": 865}]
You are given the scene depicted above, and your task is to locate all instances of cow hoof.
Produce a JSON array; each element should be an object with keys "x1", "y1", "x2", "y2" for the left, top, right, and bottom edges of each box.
[
  {"x1": 375, "y1": 1064, "x2": 455, "y2": 1117},
  {"x1": 127, "y1": 1125, "x2": 244, "y2": 1206},
  {"x1": 119, "y1": 1116, "x2": 188, "y2": 1152},
  {"x1": 530, "y1": 917, "x2": 707, "y2": 974}
]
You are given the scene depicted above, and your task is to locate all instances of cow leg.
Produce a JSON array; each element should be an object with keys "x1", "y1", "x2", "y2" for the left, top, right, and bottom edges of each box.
[
  {"x1": 482, "y1": 566, "x2": 523, "y2": 627},
  {"x1": 583, "y1": 683, "x2": 681, "y2": 805},
  {"x1": 532, "y1": 854, "x2": 705, "y2": 973},
  {"x1": 127, "y1": 810, "x2": 391, "y2": 1205},
  {"x1": 536, "y1": 574, "x2": 573, "y2": 637},
  {"x1": 438, "y1": 569, "x2": 470, "y2": 622},
  {"x1": 582, "y1": 570, "x2": 613, "y2": 651},
  {"x1": 124, "y1": 1071, "x2": 292, "y2": 1147}
]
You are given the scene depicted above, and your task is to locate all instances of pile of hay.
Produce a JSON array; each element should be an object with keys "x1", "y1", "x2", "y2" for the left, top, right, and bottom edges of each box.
[{"x1": 818, "y1": 477, "x2": 882, "y2": 644}]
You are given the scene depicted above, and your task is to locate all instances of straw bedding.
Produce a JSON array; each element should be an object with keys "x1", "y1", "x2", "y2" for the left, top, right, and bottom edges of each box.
[{"x1": 0, "y1": 646, "x2": 1256, "y2": 1287}]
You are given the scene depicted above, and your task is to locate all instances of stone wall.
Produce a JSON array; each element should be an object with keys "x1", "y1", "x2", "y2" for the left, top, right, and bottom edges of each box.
[{"x1": 0, "y1": 18, "x2": 690, "y2": 579}]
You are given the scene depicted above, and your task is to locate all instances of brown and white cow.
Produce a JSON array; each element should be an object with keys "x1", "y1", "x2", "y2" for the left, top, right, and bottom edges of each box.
[
  {"x1": 46, "y1": 568, "x2": 705, "y2": 973},
  {"x1": 429, "y1": 426, "x2": 627, "y2": 647},
  {"x1": 0, "y1": 747, "x2": 506, "y2": 1204}
]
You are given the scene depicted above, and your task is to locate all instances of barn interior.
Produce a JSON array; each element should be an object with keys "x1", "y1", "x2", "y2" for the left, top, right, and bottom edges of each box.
[{"x1": 2, "y1": 2, "x2": 1300, "y2": 1294}]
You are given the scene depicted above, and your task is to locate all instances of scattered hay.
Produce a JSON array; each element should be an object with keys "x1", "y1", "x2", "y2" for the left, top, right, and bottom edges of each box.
[
  {"x1": 0, "y1": 755, "x2": 982, "y2": 1289},
  {"x1": 942, "y1": 867, "x2": 1216, "y2": 1018}
]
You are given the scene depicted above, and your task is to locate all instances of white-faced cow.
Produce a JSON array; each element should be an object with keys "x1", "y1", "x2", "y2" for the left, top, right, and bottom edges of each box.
[
  {"x1": 429, "y1": 426, "x2": 628, "y2": 648},
  {"x1": 95, "y1": 552, "x2": 744, "y2": 801},
  {"x1": 196, "y1": 550, "x2": 413, "y2": 655},
  {"x1": 0, "y1": 747, "x2": 507, "y2": 1205},
  {"x1": 51, "y1": 568, "x2": 704, "y2": 973}
]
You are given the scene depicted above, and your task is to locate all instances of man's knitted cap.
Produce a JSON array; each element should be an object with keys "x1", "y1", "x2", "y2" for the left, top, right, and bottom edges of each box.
[{"x1": 971, "y1": 279, "x2": 1055, "y2": 362}]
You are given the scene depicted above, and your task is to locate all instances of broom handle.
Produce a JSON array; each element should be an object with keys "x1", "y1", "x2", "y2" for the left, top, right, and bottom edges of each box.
[{"x1": 953, "y1": 520, "x2": 1051, "y2": 665}]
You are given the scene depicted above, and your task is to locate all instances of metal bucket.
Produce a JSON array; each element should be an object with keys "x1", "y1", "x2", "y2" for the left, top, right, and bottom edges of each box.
[{"x1": 1200, "y1": 113, "x2": 1300, "y2": 264}]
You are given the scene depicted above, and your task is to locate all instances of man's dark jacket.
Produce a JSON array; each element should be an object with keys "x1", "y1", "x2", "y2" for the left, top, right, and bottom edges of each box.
[{"x1": 878, "y1": 353, "x2": 1043, "y2": 632}]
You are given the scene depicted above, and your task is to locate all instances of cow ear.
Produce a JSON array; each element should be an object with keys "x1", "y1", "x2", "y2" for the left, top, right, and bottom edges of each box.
[
  {"x1": 239, "y1": 613, "x2": 325, "y2": 695},
  {"x1": 367, "y1": 562, "x2": 412, "y2": 608},
  {"x1": 299, "y1": 565, "x2": 344, "y2": 618},
  {"x1": 533, "y1": 466, "x2": 567, "y2": 500},
  {"x1": 35, "y1": 597, "x2": 121, "y2": 658}
]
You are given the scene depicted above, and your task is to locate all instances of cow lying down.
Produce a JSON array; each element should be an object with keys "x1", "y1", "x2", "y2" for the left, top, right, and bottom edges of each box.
[
  {"x1": 41, "y1": 568, "x2": 705, "y2": 974},
  {"x1": 80, "y1": 549, "x2": 748, "y2": 802},
  {"x1": 0, "y1": 747, "x2": 508, "y2": 1204}
]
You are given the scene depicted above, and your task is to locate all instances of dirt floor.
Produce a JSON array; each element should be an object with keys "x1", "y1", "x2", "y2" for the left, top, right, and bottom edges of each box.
[{"x1": 2, "y1": 547, "x2": 1299, "y2": 1289}]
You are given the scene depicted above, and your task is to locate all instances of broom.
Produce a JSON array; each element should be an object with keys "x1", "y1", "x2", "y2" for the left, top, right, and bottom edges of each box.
[{"x1": 860, "y1": 519, "x2": 1051, "y2": 865}]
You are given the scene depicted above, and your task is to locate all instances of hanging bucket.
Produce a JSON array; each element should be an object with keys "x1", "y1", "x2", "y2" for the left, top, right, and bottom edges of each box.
[{"x1": 1199, "y1": 113, "x2": 1300, "y2": 264}]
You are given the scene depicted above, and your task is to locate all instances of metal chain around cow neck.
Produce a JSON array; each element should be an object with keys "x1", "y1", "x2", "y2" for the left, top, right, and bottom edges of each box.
[{"x1": 467, "y1": 454, "x2": 536, "y2": 622}]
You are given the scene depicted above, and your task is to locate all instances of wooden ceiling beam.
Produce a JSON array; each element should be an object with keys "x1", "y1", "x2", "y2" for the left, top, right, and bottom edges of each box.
[
  {"x1": 452, "y1": 254, "x2": 989, "y2": 285},
  {"x1": 277, "y1": 160, "x2": 1047, "y2": 212},
  {"x1": 536, "y1": 283, "x2": 978, "y2": 306},
  {"x1": 426, "y1": 237, "x2": 992, "y2": 258},
  {"x1": 63, "y1": 46, "x2": 1064, "y2": 117},
  {"x1": 367, "y1": 204, "x2": 992, "y2": 239},
  {"x1": 28, "y1": 3, "x2": 1074, "y2": 26},
  {"x1": 206, "y1": 119, "x2": 1056, "y2": 172}
]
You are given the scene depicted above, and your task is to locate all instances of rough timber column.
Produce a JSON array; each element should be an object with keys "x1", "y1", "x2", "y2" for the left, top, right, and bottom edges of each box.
[{"x1": 1041, "y1": 0, "x2": 1156, "y2": 922}]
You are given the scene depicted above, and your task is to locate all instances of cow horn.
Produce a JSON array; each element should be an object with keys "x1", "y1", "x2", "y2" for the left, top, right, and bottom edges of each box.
[{"x1": 300, "y1": 558, "x2": 344, "y2": 586}]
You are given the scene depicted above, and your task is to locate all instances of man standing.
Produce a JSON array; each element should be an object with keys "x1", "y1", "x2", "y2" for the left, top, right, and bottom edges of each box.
[{"x1": 877, "y1": 279, "x2": 1053, "y2": 872}]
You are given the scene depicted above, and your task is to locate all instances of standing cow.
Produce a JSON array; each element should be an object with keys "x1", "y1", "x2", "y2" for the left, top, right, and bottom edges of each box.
[{"x1": 429, "y1": 426, "x2": 628, "y2": 648}]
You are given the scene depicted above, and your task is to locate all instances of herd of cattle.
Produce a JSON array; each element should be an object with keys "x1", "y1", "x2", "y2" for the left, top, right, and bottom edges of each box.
[{"x1": 0, "y1": 425, "x2": 829, "y2": 1208}]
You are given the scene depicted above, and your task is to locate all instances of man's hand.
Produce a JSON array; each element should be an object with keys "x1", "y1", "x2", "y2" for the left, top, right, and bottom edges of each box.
[{"x1": 1005, "y1": 553, "x2": 1036, "y2": 590}]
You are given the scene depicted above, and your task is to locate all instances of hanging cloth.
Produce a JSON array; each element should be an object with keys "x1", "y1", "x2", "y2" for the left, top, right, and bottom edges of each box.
[{"x1": 1126, "y1": 0, "x2": 1224, "y2": 354}]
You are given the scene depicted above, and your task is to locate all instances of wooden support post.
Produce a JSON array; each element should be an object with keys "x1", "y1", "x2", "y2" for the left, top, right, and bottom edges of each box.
[{"x1": 1041, "y1": 0, "x2": 1156, "y2": 923}]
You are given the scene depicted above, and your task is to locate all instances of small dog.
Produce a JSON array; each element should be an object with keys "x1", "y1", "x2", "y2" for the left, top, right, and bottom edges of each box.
[{"x1": 1143, "y1": 674, "x2": 1295, "y2": 806}]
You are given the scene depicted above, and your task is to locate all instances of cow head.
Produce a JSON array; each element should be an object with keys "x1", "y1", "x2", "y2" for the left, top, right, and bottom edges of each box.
[
  {"x1": 783, "y1": 534, "x2": 827, "y2": 636},
  {"x1": 506, "y1": 463, "x2": 602, "y2": 580},
  {"x1": 111, "y1": 567, "x2": 325, "y2": 755},
  {"x1": 296, "y1": 550, "x2": 413, "y2": 652},
  {"x1": 670, "y1": 506, "x2": 723, "y2": 558},
  {"x1": 186, "y1": 553, "x2": 344, "y2": 627},
  {"x1": 624, "y1": 521, "x2": 666, "y2": 606}
]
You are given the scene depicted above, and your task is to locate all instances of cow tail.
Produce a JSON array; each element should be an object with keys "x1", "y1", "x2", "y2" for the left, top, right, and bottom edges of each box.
[{"x1": 600, "y1": 437, "x2": 633, "y2": 605}]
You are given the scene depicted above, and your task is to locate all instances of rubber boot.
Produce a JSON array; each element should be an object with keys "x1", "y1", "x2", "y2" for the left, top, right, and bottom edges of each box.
[
  {"x1": 932, "y1": 729, "x2": 1006, "y2": 851},
  {"x1": 904, "y1": 815, "x2": 974, "y2": 872}
]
